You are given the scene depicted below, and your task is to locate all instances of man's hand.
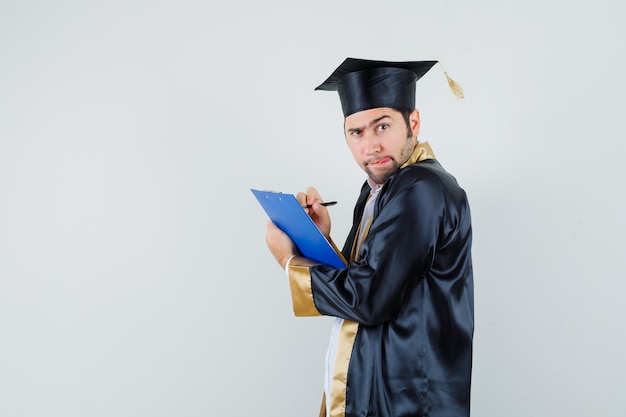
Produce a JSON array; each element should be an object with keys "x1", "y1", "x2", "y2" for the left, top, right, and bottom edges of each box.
[
  {"x1": 296, "y1": 186, "x2": 331, "y2": 239},
  {"x1": 265, "y1": 220, "x2": 298, "y2": 269}
]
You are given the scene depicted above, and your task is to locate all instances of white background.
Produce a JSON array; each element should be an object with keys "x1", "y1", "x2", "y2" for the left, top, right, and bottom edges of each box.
[{"x1": 1, "y1": 1, "x2": 624, "y2": 416}]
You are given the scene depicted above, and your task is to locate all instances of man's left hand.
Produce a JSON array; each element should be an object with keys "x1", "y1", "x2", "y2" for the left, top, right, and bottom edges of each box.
[{"x1": 265, "y1": 220, "x2": 298, "y2": 269}]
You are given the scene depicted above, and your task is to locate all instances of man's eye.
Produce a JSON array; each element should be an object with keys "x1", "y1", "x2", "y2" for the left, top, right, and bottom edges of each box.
[
  {"x1": 351, "y1": 130, "x2": 362, "y2": 136},
  {"x1": 377, "y1": 124, "x2": 389, "y2": 131}
]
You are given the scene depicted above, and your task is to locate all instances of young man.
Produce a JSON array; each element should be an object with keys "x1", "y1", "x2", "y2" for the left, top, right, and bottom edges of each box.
[{"x1": 265, "y1": 58, "x2": 474, "y2": 417}]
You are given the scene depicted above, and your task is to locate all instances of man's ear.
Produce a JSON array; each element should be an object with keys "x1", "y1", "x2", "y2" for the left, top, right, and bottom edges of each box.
[{"x1": 409, "y1": 109, "x2": 421, "y2": 138}]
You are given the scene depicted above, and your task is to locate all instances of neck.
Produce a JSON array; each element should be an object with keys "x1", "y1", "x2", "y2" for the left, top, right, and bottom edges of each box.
[{"x1": 400, "y1": 141, "x2": 436, "y2": 169}]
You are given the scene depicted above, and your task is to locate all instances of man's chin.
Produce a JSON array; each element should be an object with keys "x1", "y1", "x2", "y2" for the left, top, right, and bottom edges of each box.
[{"x1": 365, "y1": 167, "x2": 399, "y2": 185}]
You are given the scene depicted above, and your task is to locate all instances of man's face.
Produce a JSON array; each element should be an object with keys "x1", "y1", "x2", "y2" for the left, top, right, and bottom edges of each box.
[{"x1": 344, "y1": 107, "x2": 420, "y2": 185}]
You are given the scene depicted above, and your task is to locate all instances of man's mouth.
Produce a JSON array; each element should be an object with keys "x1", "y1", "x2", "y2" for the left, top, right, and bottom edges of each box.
[{"x1": 369, "y1": 157, "x2": 392, "y2": 166}]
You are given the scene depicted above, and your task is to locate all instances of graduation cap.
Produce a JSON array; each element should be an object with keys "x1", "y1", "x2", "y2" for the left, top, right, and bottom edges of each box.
[{"x1": 315, "y1": 58, "x2": 463, "y2": 117}]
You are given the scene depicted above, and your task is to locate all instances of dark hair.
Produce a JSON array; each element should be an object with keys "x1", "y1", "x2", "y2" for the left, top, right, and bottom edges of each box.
[{"x1": 398, "y1": 108, "x2": 414, "y2": 138}]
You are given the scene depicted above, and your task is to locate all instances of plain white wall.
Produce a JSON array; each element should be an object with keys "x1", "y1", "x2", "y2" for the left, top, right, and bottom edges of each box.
[{"x1": 1, "y1": 1, "x2": 624, "y2": 416}]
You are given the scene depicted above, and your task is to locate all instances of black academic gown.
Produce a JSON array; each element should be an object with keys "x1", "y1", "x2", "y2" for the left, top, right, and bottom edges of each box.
[{"x1": 287, "y1": 147, "x2": 474, "y2": 417}]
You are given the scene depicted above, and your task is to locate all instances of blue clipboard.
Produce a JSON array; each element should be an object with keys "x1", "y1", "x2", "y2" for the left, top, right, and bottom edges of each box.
[{"x1": 251, "y1": 189, "x2": 346, "y2": 268}]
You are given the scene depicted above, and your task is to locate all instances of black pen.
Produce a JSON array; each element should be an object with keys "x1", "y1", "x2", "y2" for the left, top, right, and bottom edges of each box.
[{"x1": 303, "y1": 201, "x2": 337, "y2": 208}]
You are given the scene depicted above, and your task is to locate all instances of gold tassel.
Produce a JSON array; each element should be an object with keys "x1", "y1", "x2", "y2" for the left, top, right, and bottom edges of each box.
[{"x1": 439, "y1": 62, "x2": 465, "y2": 100}]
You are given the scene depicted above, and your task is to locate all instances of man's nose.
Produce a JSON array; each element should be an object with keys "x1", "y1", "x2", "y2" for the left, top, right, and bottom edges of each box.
[{"x1": 363, "y1": 133, "x2": 381, "y2": 154}]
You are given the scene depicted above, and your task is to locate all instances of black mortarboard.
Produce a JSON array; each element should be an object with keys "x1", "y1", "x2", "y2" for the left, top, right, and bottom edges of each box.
[{"x1": 315, "y1": 58, "x2": 438, "y2": 117}]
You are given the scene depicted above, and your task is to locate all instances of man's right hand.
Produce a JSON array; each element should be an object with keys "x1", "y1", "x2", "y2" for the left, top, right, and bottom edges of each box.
[{"x1": 296, "y1": 186, "x2": 331, "y2": 239}]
